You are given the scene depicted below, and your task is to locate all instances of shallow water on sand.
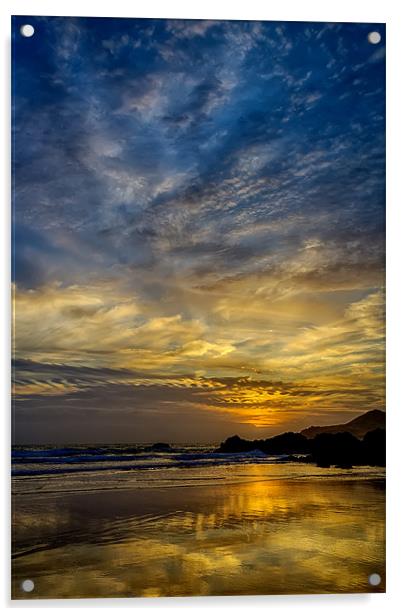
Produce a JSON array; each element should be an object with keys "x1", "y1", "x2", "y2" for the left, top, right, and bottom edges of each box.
[{"x1": 12, "y1": 463, "x2": 385, "y2": 598}]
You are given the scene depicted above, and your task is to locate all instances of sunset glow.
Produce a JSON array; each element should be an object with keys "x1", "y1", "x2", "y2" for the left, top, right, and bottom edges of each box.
[{"x1": 12, "y1": 18, "x2": 385, "y2": 443}]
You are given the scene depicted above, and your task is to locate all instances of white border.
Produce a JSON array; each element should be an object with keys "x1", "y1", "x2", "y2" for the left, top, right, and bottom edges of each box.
[
  {"x1": 0, "y1": 0, "x2": 392, "y2": 22},
  {"x1": 2, "y1": 1, "x2": 402, "y2": 614}
]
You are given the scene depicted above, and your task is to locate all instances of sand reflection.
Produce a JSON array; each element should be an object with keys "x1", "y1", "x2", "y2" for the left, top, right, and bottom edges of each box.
[{"x1": 12, "y1": 467, "x2": 385, "y2": 598}]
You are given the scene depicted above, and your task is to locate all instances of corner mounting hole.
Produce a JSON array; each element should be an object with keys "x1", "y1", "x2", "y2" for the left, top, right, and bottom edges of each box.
[
  {"x1": 21, "y1": 579, "x2": 34, "y2": 592},
  {"x1": 368, "y1": 31, "x2": 381, "y2": 45},
  {"x1": 368, "y1": 573, "x2": 381, "y2": 586},
  {"x1": 20, "y1": 24, "x2": 35, "y2": 38}
]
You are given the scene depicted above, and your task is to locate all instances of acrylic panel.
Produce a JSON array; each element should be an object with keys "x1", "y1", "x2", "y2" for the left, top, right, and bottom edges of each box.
[{"x1": 11, "y1": 16, "x2": 386, "y2": 599}]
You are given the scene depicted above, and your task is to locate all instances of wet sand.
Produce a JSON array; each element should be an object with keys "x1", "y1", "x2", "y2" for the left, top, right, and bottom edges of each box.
[{"x1": 12, "y1": 463, "x2": 385, "y2": 598}]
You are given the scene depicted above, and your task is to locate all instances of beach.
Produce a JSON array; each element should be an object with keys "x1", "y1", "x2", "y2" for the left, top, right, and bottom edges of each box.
[{"x1": 12, "y1": 447, "x2": 385, "y2": 598}]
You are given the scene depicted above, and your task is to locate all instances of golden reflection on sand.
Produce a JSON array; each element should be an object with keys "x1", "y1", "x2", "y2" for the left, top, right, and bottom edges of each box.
[{"x1": 12, "y1": 469, "x2": 385, "y2": 598}]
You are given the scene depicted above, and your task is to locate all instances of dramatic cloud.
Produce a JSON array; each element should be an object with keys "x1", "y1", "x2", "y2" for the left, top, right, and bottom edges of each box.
[{"x1": 12, "y1": 17, "x2": 385, "y2": 442}]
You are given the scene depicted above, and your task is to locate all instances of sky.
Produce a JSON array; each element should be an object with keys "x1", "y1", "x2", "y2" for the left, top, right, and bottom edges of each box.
[{"x1": 12, "y1": 16, "x2": 385, "y2": 444}]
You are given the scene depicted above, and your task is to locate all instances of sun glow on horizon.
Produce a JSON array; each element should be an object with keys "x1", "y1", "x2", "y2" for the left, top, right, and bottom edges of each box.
[{"x1": 12, "y1": 18, "x2": 385, "y2": 443}]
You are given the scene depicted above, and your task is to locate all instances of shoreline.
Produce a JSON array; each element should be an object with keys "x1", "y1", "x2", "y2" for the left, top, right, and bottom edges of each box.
[
  {"x1": 12, "y1": 462, "x2": 386, "y2": 598},
  {"x1": 11, "y1": 461, "x2": 386, "y2": 497}
]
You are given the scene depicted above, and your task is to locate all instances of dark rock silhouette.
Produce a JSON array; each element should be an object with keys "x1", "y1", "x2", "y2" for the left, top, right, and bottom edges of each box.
[
  {"x1": 301, "y1": 409, "x2": 385, "y2": 439},
  {"x1": 310, "y1": 432, "x2": 363, "y2": 468},
  {"x1": 217, "y1": 423, "x2": 385, "y2": 468},
  {"x1": 310, "y1": 429, "x2": 385, "y2": 468},
  {"x1": 147, "y1": 442, "x2": 172, "y2": 451},
  {"x1": 260, "y1": 432, "x2": 310, "y2": 454},
  {"x1": 362, "y1": 428, "x2": 385, "y2": 466},
  {"x1": 217, "y1": 432, "x2": 309, "y2": 455},
  {"x1": 218, "y1": 435, "x2": 253, "y2": 453}
]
